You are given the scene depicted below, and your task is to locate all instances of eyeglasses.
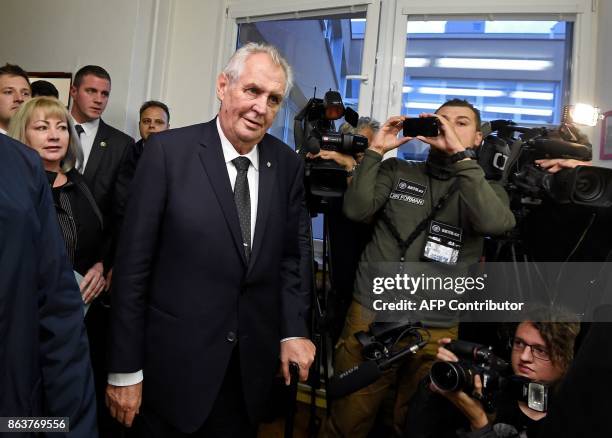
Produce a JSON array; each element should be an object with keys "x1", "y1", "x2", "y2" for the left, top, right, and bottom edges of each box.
[{"x1": 510, "y1": 337, "x2": 551, "y2": 361}]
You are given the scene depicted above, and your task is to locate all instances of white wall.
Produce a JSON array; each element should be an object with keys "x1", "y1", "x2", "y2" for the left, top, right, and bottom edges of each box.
[
  {"x1": 162, "y1": 0, "x2": 225, "y2": 128},
  {"x1": 0, "y1": 0, "x2": 166, "y2": 137}
]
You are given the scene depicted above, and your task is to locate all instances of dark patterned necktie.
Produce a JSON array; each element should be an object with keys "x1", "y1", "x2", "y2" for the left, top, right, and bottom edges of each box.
[
  {"x1": 75, "y1": 124, "x2": 85, "y2": 172},
  {"x1": 232, "y1": 156, "x2": 251, "y2": 261}
]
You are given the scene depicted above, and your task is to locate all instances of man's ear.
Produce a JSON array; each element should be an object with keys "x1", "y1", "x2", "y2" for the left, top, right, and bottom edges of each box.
[
  {"x1": 216, "y1": 73, "x2": 228, "y2": 101},
  {"x1": 474, "y1": 131, "x2": 483, "y2": 148},
  {"x1": 69, "y1": 85, "x2": 78, "y2": 100}
]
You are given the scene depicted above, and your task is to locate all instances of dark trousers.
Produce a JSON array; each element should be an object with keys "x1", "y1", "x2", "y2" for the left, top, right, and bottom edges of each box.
[
  {"x1": 135, "y1": 348, "x2": 255, "y2": 438},
  {"x1": 86, "y1": 299, "x2": 127, "y2": 438}
]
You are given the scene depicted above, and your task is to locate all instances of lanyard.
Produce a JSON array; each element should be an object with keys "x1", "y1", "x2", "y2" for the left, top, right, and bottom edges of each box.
[{"x1": 380, "y1": 182, "x2": 457, "y2": 262}]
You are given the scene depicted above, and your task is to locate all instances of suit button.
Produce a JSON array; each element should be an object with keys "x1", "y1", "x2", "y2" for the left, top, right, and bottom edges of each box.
[{"x1": 226, "y1": 331, "x2": 236, "y2": 343}]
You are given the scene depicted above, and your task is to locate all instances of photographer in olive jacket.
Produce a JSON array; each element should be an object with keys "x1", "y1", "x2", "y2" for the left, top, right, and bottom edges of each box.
[{"x1": 323, "y1": 99, "x2": 516, "y2": 437}]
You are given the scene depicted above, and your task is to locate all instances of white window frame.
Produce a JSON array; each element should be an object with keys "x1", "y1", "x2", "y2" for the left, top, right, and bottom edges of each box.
[
  {"x1": 381, "y1": 0, "x2": 599, "y2": 143},
  {"x1": 215, "y1": 0, "x2": 599, "y2": 148},
  {"x1": 214, "y1": 0, "x2": 381, "y2": 119}
]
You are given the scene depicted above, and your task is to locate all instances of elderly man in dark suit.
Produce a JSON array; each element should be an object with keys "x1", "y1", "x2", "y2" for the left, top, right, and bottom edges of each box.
[
  {"x1": 0, "y1": 133, "x2": 97, "y2": 437},
  {"x1": 106, "y1": 43, "x2": 315, "y2": 437}
]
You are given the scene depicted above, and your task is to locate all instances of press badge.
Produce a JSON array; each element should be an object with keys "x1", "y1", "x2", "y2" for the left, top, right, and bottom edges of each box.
[
  {"x1": 422, "y1": 220, "x2": 463, "y2": 265},
  {"x1": 389, "y1": 179, "x2": 427, "y2": 206}
]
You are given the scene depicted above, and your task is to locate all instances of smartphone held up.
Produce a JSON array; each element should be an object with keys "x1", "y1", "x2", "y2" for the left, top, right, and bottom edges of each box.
[{"x1": 403, "y1": 117, "x2": 440, "y2": 138}]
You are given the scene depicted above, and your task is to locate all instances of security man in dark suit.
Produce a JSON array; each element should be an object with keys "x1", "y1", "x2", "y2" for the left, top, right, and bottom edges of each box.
[
  {"x1": 69, "y1": 65, "x2": 134, "y2": 267},
  {"x1": 114, "y1": 100, "x2": 171, "y2": 222},
  {"x1": 105, "y1": 43, "x2": 316, "y2": 437},
  {"x1": 69, "y1": 64, "x2": 134, "y2": 437},
  {"x1": 0, "y1": 133, "x2": 97, "y2": 437}
]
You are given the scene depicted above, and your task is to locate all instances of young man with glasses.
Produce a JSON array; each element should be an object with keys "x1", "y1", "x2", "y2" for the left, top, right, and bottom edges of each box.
[{"x1": 431, "y1": 317, "x2": 579, "y2": 437}]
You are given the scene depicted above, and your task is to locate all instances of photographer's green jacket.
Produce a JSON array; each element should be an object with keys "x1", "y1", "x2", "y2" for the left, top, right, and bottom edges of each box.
[{"x1": 344, "y1": 149, "x2": 516, "y2": 326}]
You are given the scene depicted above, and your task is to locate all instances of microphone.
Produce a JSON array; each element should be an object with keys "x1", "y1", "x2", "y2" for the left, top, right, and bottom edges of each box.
[
  {"x1": 327, "y1": 341, "x2": 426, "y2": 399},
  {"x1": 327, "y1": 361, "x2": 382, "y2": 400}
]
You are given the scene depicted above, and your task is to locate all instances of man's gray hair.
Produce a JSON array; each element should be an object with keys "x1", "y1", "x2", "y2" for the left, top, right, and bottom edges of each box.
[
  {"x1": 223, "y1": 42, "x2": 293, "y2": 97},
  {"x1": 340, "y1": 117, "x2": 381, "y2": 135}
]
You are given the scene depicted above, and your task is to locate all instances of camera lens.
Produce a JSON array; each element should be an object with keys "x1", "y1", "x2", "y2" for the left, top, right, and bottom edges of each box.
[
  {"x1": 430, "y1": 361, "x2": 463, "y2": 392},
  {"x1": 574, "y1": 169, "x2": 605, "y2": 203}
]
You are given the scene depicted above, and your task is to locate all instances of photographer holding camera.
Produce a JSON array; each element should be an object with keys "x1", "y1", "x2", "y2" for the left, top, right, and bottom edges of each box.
[
  {"x1": 306, "y1": 117, "x2": 379, "y2": 180},
  {"x1": 428, "y1": 317, "x2": 579, "y2": 438},
  {"x1": 323, "y1": 99, "x2": 516, "y2": 437},
  {"x1": 305, "y1": 117, "x2": 380, "y2": 343}
]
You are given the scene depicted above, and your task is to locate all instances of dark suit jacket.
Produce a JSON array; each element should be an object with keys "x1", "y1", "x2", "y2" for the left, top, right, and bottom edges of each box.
[
  {"x1": 82, "y1": 119, "x2": 134, "y2": 267},
  {"x1": 49, "y1": 169, "x2": 104, "y2": 276},
  {"x1": 109, "y1": 119, "x2": 310, "y2": 432},
  {"x1": 0, "y1": 134, "x2": 97, "y2": 437},
  {"x1": 113, "y1": 138, "x2": 144, "y2": 223}
]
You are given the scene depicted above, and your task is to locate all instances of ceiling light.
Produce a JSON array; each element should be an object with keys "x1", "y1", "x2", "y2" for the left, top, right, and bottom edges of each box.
[
  {"x1": 418, "y1": 86, "x2": 504, "y2": 97},
  {"x1": 436, "y1": 58, "x2": 553, "y2": 71}
]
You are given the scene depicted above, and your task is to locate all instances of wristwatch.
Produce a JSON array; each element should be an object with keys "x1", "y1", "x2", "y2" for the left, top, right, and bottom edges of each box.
[
  {"x1": 448, "y1": 149, "x2": 476, "y2": 163},
  {"x1": 346, "y1": 162, "x2": 359, "y2": 177}
]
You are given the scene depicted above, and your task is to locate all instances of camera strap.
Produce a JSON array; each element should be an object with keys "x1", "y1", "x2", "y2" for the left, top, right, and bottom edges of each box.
[{"x1": 380, "y1": 183, "x2": 457, "y2": 262}]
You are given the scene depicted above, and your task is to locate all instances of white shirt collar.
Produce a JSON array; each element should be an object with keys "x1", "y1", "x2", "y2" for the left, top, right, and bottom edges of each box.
[
  {"x1": 0, "y1": 127, "x2": 6, "y2": 135},
  {"x1": 216, "y1": 117, "x2": 259, "y2": 171},
  {"x1": 71, "y1": 116, "x2": 100, "y2": 137}
]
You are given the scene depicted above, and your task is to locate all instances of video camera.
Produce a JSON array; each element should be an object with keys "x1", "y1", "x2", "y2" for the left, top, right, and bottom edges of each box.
[
  {"x1": 327, "y1": 321, "x2": 426, "y2": 399},
  {"x1": 478, "y1": 119, "x2": 612, "y2": 209},
  {"x1": 430, "y1": 340, "x2": 551, "y2": 413},
  {"x1": 294, "y1": 90, "x2": 368, "y2": 201}
]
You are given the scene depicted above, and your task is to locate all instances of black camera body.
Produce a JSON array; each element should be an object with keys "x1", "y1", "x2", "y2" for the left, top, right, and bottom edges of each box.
[
  {"x1": 294, "y1": 90, "x2": 368, "y2": 201},
  {"x1": 478, "y1": 120, "x2": 612, "y2": 208},
  {"x1": 430, "y1": 340, "x2": 552, "y2": 413},
  {"x1": 355, "y1": 321, "x2": 423, "y2": 361},
  {"x1": 430, "y1": 340, "x2": 511, "y2": 412}
]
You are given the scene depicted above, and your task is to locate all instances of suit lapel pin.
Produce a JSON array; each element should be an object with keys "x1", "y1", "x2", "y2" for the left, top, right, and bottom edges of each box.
[
  {"x1": 100, "y1": 141, "x2": 107, "y2": 148},
  {"x1": 267, "y1": 162, "x2": 271, "y2": 168}
]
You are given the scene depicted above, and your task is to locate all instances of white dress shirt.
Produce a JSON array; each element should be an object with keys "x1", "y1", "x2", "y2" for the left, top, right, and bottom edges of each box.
[
  {"x1": 71, "y1": 117, "x2": 99, "y2": 170},
  {"x1": 0, "y1": 127, "x2": 7, "y2": 135}
]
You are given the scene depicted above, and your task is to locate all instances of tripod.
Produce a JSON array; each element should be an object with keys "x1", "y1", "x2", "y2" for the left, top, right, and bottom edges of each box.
[{"x1": 306, "y1": 202, "x2": 336, "y2": 438}]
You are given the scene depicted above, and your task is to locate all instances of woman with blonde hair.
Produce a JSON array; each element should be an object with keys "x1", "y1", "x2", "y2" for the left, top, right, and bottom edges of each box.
[{"x1": 9, "y1": 96, "x2": 106, "y2": 304}]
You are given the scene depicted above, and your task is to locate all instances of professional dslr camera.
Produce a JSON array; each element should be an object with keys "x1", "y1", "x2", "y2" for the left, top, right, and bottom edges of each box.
[
  {"x1": 294, "y1": 90, "x2": 368, "y2": 202},
  {"x1": 478, "y1": 118, "x2": 612, "y2": 209},
  {"x1": 430, "y1": 340, "x2": 510, "y2": 412},
  {"x1": 430, "y1": 340, "x2": 551, "y2": 412}
]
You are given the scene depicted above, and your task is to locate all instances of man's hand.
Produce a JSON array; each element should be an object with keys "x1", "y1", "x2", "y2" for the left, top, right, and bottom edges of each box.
[
  {"x1": 435, "y1": 337, "x2": 458, "y2": 361},
  {"x1": 368, "y1": 116, "x2": 412, "y2": 156},
  {"x1": 430, "y1": 375, "x2": 489, "y2": 431},
  {"x1": 306, "y1": 150, "x2": 356, "y2": 172},
  {"x1": 105, "y1": 382, "x2": 142, "y2": 427},
  {"x1": 80, "y1": 262, "x2": 105, "y2": 304},
  {"x1": 536, "y1": 158, "x2": 592, "y2": 174},
  {"x1": 431, "y1": 338, "x2": 488, "y2": 431},
  {"x1": 280, "y1": 338, "x2": 316, "y2": 385},
  {"x1": 415, "y1": 113, "x2": 466, "y2": 155}
]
